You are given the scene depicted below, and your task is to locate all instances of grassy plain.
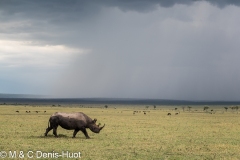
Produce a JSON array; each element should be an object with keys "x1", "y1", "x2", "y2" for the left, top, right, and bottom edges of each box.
[{"x1": 0, "y1": 104, "x2": 240, "y2": 160}]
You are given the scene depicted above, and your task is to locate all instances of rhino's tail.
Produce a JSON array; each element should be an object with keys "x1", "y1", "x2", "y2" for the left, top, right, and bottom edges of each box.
[{"x1": 47, "y1": 118, "x2": 50, "y2": 128}]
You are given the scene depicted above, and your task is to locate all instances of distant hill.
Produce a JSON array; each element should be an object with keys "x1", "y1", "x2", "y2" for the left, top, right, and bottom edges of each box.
[
  {"x1": 0, "y1": 94, "x2": 44, "y2": 98},
  {"x1": 0, "y1": 95, "x2": 240, "y2": 105}
]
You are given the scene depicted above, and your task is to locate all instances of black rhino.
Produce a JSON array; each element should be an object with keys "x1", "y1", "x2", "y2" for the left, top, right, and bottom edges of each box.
[{"x1": 44, "y1": 112, "x2": 105, "y2": 138}]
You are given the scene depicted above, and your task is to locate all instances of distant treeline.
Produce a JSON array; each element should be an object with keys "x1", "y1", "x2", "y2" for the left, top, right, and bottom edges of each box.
[{"x1": 0, "y1": 98, "x2": 240, "y2": 105}]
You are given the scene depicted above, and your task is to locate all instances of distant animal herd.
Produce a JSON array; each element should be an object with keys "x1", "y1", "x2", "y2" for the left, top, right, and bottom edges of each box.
[
  {"x1": 167, "y1": 113, "x2": 179, "y2": 115},
  {"x1": 16, "y1": 110, "x2": 46, "y2": 113},
  {"x1": 132, "y1": 110, "x2": 179, "y2": 116},
  {"x1": 15, "y1": 109, "x2": 180, "y2": 116},
  {"x1": 133, "y1": 110, "x2": 150, "y2": 115}
]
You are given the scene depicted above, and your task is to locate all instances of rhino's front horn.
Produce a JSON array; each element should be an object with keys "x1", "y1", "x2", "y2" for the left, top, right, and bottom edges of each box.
[{"x1": 99, "y1": 124, "x2": 105, "y2": 131}]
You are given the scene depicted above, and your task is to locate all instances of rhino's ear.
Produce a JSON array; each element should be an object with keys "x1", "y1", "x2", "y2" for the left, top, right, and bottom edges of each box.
[{"x1": 93, "y1": 119, "x2": 97, "y2": 123}]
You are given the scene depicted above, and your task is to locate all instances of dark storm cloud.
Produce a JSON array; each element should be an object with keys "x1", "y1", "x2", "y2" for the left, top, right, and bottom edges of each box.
[
  {"x1": 1, "y1": 0, "x2": 240, "y2": 100},
  {"x1": 1, "y1": 0, "x2": 239, "y2": 45},
  {"x1": 1, "y1": 0, "x2": 240, "y2": 16},
  {"x1": 1, "y1": 0, "x2": 239, "y2": 36},
  {"x1": 208, "y1": 0, "x2": 240, "y2": 7},
  {"x1": 106, "y1": 0, "x2": 240, "y2": 9}
]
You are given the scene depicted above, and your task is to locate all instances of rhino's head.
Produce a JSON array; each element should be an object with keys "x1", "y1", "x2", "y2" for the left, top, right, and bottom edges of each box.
[{"x1": 88, "y1": 119, "x2": 105, "y2": 133}]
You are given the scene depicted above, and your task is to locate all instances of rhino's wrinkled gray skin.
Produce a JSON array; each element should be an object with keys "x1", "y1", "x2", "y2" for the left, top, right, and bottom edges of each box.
[{"x1": 44, "y1": 112, "x2": 105, "y2": 138}]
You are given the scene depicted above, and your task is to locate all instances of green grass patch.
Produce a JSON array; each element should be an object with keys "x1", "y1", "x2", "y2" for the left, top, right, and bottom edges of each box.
[{"x1": 0, "y1": 105, "x2": 240, "y2": 159}]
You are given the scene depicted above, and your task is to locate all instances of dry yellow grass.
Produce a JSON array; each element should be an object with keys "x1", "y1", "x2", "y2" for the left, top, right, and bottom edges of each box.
[{"x1": 0, "y1": 104, "x2": 240, "y2": 159}]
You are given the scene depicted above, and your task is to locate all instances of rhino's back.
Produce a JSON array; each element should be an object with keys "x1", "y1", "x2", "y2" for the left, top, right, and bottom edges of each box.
[{"x1": 52, "y1": 112, "x2": 87, "y2": 121}]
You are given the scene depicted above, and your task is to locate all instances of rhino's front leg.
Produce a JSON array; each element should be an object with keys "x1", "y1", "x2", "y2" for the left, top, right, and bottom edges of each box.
[
  {"x1": 81, "y1": 128, "x2": 90, "y2": 139},
  {"x1": 72, "y1": 129, "x2": 79, "y2": 138}
]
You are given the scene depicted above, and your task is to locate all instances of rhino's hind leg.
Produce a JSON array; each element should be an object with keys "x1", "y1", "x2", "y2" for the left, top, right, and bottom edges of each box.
[
  {"x1": 45, "y1": 127, "x2": 53, "y2": 136},
  {"x1": 81, "y1": 128, "x2": 90, "y2": 139},
  {"x1": 47, "y1": 116, "x2": 59, "y2": 137},
  {"x1": 72, "y1": 129, "x2": 79, "y2": 138},
  {"x1": 53, "y1": 127, "x2": 58, "y2": 137}
]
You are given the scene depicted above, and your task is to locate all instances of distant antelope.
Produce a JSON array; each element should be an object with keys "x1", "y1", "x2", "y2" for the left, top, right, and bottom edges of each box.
[{"x1": 16, "y1": 111, "x2": 19, "y2": 113}]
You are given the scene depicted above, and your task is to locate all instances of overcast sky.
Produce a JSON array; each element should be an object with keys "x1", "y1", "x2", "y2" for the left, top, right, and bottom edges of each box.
[{"x1": 1, "y1": 0, "x2": 240, "y2": 100}]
